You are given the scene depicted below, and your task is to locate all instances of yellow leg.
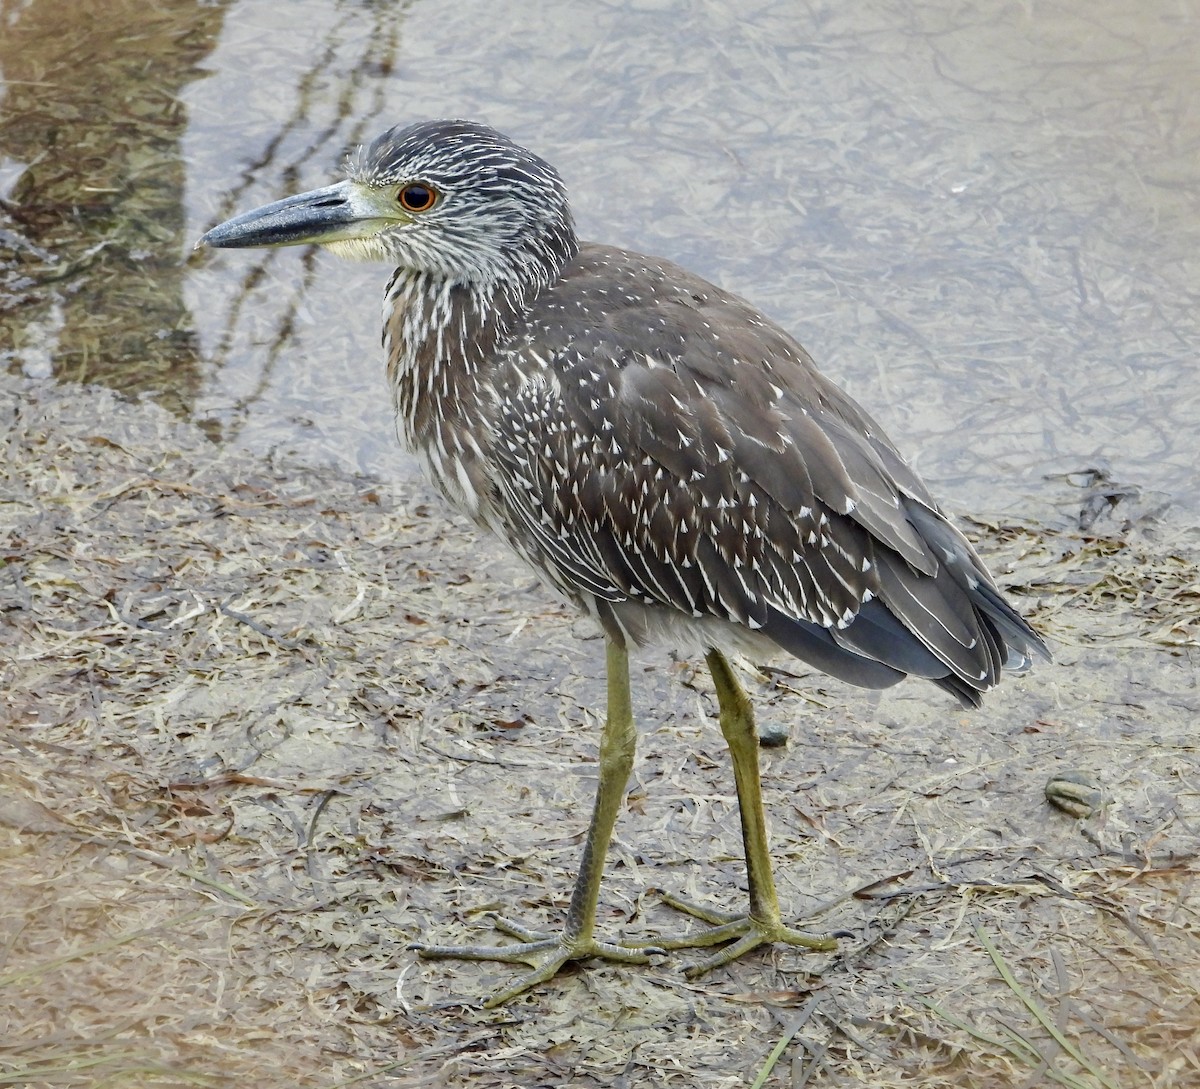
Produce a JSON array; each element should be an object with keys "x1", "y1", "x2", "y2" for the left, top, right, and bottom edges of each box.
[
  {"x1": 412, "y1": 636, "x2": 655, "y2": 1006},
  {"x1": 651, "y1": 648, "x2": 837, "y2": 976}
]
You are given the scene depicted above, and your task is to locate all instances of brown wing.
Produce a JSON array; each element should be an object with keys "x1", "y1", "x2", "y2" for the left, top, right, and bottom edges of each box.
[{"x1": 486, "y1": 243, "x2": 1046, "y2": 705}]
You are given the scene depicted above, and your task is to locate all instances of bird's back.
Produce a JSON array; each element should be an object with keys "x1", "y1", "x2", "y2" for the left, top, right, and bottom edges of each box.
[{"x1": 472, "y1": 242, "x2": 1046, "y2": 706}]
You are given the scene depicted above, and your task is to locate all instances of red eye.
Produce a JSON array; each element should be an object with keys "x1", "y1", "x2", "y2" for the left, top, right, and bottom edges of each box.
[{"x1": 398, "y1": 183, "x2": 438, "y2": 212}]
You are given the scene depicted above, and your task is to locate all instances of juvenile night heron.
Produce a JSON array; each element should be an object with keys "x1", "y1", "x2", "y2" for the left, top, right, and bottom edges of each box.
[{"x1": 199, "y1": 120, "x2": 1047, "y2": 1006}]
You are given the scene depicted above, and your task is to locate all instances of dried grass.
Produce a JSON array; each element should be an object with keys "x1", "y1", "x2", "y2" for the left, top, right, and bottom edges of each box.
[{"x1": 2, "y1": 371, "x2": 1197, "y2": 1087}]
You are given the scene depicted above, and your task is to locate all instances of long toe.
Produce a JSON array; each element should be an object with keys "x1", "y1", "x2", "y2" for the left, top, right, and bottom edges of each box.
[
  {"x1": 640, "y1": 891, "x2": 837, "y2": 976},
  {"x1": 410, "y1": 919, "x2": 661, "y2": 1007},
  {"x1": 680, "y1": 919, "x2": 837, "y2": 978},
  {"x1": 483, "y1": 937, "x2": 658, "y2": 1008},
  {"x1": 409, "y1": 934, "x2": 560, "y2": 968}
]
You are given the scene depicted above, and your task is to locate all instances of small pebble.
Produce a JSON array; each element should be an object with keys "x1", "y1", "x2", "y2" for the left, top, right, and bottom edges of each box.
[
  {"x1": 1045, "y1": 771, "x2": 1105, "y2": 818},
  {"x1": 757, "y1": 721, "x2": 790, "y2": 748}
]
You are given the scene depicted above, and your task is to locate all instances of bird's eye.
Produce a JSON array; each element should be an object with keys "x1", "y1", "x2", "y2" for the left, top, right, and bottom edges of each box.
[{"x1": 398, "y1": 183, "x2": 438, "y2": 212}]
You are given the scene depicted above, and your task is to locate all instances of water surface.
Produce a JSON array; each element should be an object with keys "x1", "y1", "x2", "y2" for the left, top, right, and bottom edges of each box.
[{"x1": 2, "y1": 0, "x2": 1197, "y2": 529}]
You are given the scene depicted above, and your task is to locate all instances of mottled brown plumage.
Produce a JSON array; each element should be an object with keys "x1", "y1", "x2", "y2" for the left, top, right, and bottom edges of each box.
[
  {"x1": 378, "y1": 236, "x2": 1041, "y2": 706},
  {"x1": 199, "y1": 120, "x2": 1047, "y2": 1006}
]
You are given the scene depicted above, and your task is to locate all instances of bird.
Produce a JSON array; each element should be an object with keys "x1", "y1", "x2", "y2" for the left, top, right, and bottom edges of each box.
[{"x1": 198, "y1": 119, "x2": 1048, "y2": 1007}]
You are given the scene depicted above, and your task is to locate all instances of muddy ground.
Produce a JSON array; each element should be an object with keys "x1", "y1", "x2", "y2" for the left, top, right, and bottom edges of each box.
[{"x1": 2, "y1": 370, "x2": 1197, "y2": 1088}]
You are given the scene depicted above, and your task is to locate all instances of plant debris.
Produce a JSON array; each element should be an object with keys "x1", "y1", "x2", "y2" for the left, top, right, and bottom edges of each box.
[{"x1": 2, "y1": 371, "x2": 1197, "y2": 1087}]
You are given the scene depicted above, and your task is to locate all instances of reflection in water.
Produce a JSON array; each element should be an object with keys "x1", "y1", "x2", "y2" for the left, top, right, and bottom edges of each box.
[
  {"x1": 186, "y1": 2, "x2": 406, "y2": 445},
  {"x1": 0, "y1": 0, "x2": 404, "y2": 434},
  {"x1": 0, "y1": 0, "x2": 228, "y2": 414}
]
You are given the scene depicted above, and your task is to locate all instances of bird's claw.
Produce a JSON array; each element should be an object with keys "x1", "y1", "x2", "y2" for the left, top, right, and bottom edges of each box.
[
  {"x1": 638, "y1": 890, "x2": 837, "y2": 977},
  {"x1": 410, "y1": 913, "x2": 663, "y2": 1007}
]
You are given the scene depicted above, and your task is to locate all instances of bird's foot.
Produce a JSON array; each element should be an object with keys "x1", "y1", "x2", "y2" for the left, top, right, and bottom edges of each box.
[
  {"x1": 639, "y1": 890, "x2": 837, "y2": 977},
  {"x1": 410, "y1": 913, "x2": 662, "y2": 1007}
]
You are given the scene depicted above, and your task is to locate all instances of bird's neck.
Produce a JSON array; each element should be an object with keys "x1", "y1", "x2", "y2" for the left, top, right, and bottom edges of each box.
[
  {"x1": 384, "y1": 269, "x2": 515, "y2": 440},
  {"x1": 383, "y1": 265, "x2": 554, "y2": 514}
]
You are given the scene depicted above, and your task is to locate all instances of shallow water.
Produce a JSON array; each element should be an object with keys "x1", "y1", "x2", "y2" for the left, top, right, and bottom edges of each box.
[{"x1": 2, "y1": 0, "x2": 1198, "y2": 530}]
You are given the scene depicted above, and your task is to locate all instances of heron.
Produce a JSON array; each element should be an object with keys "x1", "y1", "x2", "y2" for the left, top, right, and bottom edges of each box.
[{"x1": 198, "y1": 119, "x2": 1047, "y2": 1006}]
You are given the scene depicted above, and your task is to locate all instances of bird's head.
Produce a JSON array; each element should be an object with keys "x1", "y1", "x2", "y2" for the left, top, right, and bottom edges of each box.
[{"x1": 198, "y1": 120, "x2": 578, "y2": 289}]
